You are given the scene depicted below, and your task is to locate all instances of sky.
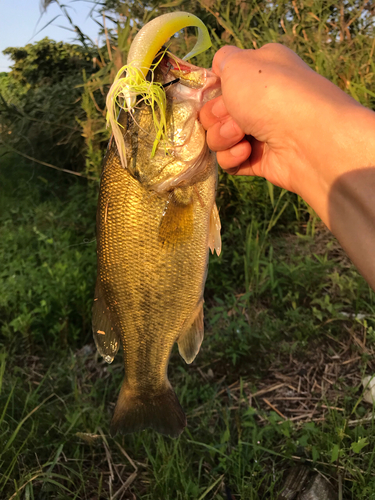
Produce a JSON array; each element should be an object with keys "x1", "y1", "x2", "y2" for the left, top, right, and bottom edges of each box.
[{"x1": 0, "y1": 0, "x2": 107, "y2": 72}]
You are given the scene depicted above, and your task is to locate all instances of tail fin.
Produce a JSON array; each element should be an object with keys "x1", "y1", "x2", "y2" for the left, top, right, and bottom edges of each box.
[{"x1": 110, "y1": 380, "x2": 186, "y2": 438}]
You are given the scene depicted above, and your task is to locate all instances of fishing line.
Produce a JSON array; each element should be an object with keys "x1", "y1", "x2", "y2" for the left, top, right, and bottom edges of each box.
[{"x1": 162, "y1": 78, "x2": 180, "y2": 88}]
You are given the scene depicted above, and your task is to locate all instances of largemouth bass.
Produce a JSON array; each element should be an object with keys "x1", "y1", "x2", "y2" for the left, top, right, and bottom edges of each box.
[{"x1": 92, "y1": 12, "x2": 221, "y2": 437}]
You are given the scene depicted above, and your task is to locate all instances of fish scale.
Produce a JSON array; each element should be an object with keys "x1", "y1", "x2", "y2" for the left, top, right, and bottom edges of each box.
[{"x1": 92, "y1": 51, "x2": 221, "y2": 437}]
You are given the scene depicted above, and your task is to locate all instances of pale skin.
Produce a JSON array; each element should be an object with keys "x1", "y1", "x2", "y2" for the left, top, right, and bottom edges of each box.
[{"x1": 199, "y1": 44, "x2": 375, "y2": 291}]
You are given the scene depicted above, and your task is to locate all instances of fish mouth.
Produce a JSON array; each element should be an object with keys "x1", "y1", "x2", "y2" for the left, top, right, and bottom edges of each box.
[
  {"x1": 153, "y1": 51, "x2": 221, "y2": 102},
  {"x1": 159, "y1": 55, "x2": 206, "y2": 88}
]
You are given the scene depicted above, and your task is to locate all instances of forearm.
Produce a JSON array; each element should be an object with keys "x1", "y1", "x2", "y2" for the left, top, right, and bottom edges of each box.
[
  {"x1": 328, "y1": 168, "x2": 375, "y2": 290},
  {"x1": 300, "y1": 105, "x2": 375, "y2": 290}
]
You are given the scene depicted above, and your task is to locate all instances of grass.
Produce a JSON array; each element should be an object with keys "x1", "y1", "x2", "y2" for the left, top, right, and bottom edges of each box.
[
  {"x1": 1, "y1": 153, "x2": 375, "y2": 499},
  {"x1": 1, "y1": 0, "x2": 375, "y2": 497}
]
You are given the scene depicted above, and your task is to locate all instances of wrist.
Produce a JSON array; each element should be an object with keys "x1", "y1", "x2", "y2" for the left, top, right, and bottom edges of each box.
[
  {"x1": 329, "y1": 165, "x2": 375, "y2": 289},
  {"x1": 298, "y1": 101, "x2": 375, "y2": 289},
  {"x1": 297, "y1": 102, "x2": 375, "y2": 227}
]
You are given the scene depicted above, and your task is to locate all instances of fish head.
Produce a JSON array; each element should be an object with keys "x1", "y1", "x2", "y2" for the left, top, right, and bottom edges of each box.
[{"x1": 123, "y1": 52, "x2": 221, "y2": 193}]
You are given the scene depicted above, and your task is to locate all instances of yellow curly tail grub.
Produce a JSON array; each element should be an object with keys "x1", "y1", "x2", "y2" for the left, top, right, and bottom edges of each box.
[
  {"x1": 127, "y1": 12, "x2": 211, "y2": 77},
  {"x1": 106, "y1": 12, "x2": 212, "y2": 168}
]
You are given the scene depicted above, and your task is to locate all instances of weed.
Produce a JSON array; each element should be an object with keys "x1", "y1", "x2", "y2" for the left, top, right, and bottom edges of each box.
[{"x1": 1, "y1": 1, "x2": 375, "y2": 498}]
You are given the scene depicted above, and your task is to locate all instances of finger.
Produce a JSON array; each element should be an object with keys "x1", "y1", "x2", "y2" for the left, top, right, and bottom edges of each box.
[
  {"x1": 216, "y1": 139, "x2": 252, "y2": 171},
  {"x1": 234, "y1": 158, "x2": 283, "y2": 186},
  {"x1": 235, "y1": 137, "x2": 265, "y2": 176},
  {"x1": 220, "y1": 156, "x2": 258, "y2": 177},
  {"x1": 199, "y1": 96, "x2": 228, "y2": 130},
  {"x1": 224, "y1": 157, "x2": 258, "y2": 177},
  {"x1": 212, "y1": 46, "x2": 243, "y2": 76},
  {"x1": 219, "y1": 137, "x2": 267, "y2": 178},
  {"x1": 230, "y1": 139, "x2": 284, "y2": 189},
  {"x1": 206, "y1": 118, "x2": 245, "y2": 152}
]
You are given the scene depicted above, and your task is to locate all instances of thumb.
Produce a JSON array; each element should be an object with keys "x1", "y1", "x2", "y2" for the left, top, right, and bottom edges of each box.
[{"x1": 212, "y1": 46, "x2": 243, "y2": 76}]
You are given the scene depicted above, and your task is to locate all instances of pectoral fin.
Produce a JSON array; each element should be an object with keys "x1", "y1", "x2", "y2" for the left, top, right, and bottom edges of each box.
[
  {"x1": 208, "y1": 203, "x2": 221, "y2": 256},
  {"x1": 178, "y1": 301, "x2": 204, "y2": 364},
  {"x1": 159, "y1": 198, "x2": 194, "y2": 246},
  {"x1": 92, "y1": 279, "x2": 121, "y2": 363}
]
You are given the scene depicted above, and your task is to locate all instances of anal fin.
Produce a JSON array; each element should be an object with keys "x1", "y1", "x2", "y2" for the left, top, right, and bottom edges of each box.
[
  {"x1": 92, "y1": 279, "x2": 121, "y2": 363},
  {"x1": 178, "y1": 301, "x2": 204, "y2": 364}
]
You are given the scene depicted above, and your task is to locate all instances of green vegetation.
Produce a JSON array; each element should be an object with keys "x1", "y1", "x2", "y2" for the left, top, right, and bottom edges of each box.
[
  {"x1": 0, "y1": 38, "x2": 99, "y2": 173},
  {"x1": 1, "y1": 0, "x2": 375, "y2": 498}
]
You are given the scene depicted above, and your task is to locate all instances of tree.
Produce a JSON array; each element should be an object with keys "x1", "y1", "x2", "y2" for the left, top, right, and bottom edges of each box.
[
  {"x1": 4, "y1": 38, "x2": 95, "y2": 88},
  {"x1": 0, "y1": 39, "x2": 99, "y2": 173}
]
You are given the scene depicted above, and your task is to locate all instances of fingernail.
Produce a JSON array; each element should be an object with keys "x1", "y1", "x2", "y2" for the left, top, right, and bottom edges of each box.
[
  {"x1": 212, "y1": 99, "x2": 227, "y2": 118},
  {"x1": 220, "y1": 120, "x2": 240, "y2": 139},
  {"x1": 226, "y1": 166, "x2": 240, "y2": 175},
  {"x1": 230, "y1": 142, "x2": 248, "y2": 157}
]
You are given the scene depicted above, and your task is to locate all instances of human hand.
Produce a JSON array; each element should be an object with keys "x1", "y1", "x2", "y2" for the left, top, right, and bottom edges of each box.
[
  {"x1": 200, "y1": 44, "x2": 365, "y2": 206},
  {"x1": 200, "y1": 44, "x2": 375, "y2": 291}
]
